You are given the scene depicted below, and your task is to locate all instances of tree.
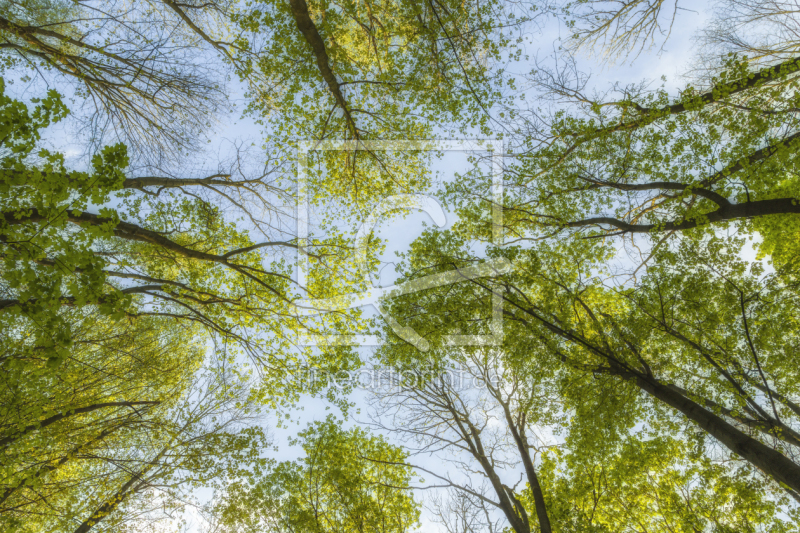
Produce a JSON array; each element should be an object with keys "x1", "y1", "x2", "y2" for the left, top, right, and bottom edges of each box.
[
  {"x1": 0, "y1": 0, "x2": 239, "y2": 163},
  {"x1": 444, "y1": 55, "x2": 800, "y2": 263},
  {"x1": 7, "y1": 1, "x2": 800, "y2": 531},
  {"x1": 495, "y1": 237, "x2": 800, "y2": 497},
  {"x1": 0, "y1": 0, "x2": 533, "y2": 375},
  {"x1": 374, "y1": 228, "x2": 800, "y2": 524},
  {"x1": 370, "y1": 345, "x2": 558, "y2": 533},
  {"x1": 231, "y1": 0, "x2": 528, "y2": 221},
  {"x1": 209, "y1": 416, "x2": 420, "y2": 533},
  {"x1": 0, "y1": 78, "x2": 368, "y2": 397},
  {"x1": 0, "y1": 74, "x2": 356, "y2": 530},
  {"x1": 0, "y1": 0, "x2": 534, "y2": 381},
  {"x1": 0, "y1": 3, "x2": 532, "y2": 525},
  {"x1": 0, "y1": 309, "x2": 270, "y2": 533},
  {"x1": 360, "y1": 2, "x2": 800, "y2": 526}
]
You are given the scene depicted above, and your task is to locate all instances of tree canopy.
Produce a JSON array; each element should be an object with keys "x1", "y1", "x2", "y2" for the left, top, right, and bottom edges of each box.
[{"x1": 2, "y1": 0, "x2": 800, "y2": 531}]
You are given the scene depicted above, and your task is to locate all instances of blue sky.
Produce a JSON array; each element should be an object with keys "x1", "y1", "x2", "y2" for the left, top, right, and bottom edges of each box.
[{"x1": 6, "y1": 2, "x2": 730, "y2": 529}]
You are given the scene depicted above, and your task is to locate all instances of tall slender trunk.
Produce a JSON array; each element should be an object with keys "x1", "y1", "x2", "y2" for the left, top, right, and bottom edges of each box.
[
  {"x1": 444, "y1": 399, "x2": 531, "y2": 533},
  {"x1": 511, "y1": 300, "x2": 800, "y2": 495},
  {"x1": 631, "y1": 371, "x2": 800, "y2": 493},
  {"x1": 71, "y1": 444, "x2": 170, "y2": 533},
  {"x1": 501, "y1": 405, "x2": 552, "y2": 533}
]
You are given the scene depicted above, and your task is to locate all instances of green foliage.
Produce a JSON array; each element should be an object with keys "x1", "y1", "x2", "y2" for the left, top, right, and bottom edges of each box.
[
  {"x1": 529, "y1": 435, "x2": 799, "y2": 532},
  {"x1": 0, "y1": 78, "x2": 366, "y2": 408},
  {"x1": 0, "y1": 81, "x2": 129, "y2": 364},
  {"x1": 376, "y1": 226, "x2": 800, "y2": 526},
  {"x1": 232, "y1": 0, "x2": 523, "y2": 223},
  {"x1": 445, "y1": 56, "x2": 800, "y2": 247},
  {"x1": 4, "y1": 1, "x2": 800, "y2": 531},
  {"x1": 212, "y1": 417, "x2": 420, "y2": 533},
  {"x1": 0, "y1": 310, "x2": 272, "y2": 533}
]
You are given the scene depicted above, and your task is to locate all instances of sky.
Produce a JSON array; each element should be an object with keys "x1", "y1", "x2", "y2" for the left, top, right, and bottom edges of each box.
[
  {"x1": 6, "y1": 1, "x2": 726, "y2": 530},
  {"x1": 239, "y1": 3, "x2": 718, "y2": 531},
  {"x1": 173, "y1": 2, "x2": 719, "y2": 531}
]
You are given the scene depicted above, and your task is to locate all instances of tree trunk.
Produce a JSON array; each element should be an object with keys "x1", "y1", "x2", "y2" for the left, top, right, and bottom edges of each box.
[
  {"x1": 632, "y1": 372, "x2": 800, "y2": 493},
  {"x1": 502, "y1": 406, "x2": 552, "y2": 533}
]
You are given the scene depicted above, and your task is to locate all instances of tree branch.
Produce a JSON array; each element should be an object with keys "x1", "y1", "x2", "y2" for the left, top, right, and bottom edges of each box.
[
  {"x1": 287, "y1": 0, "x2": 360, "y2": 139},
  {"x1": 563, "y1": 197, "x2": 800, "y2": 234},
  {"x1": 0, "y1": 402, "x2": 159, "y2": 448}
]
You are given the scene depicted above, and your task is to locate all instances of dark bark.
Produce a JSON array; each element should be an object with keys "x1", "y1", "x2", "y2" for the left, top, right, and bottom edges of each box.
[
  {"x1": 2, "y1": 209, "x2": 301, "y2": 263},
  {"x1": 632, "y1": 371, "x2": 800, "y2": 493},
  {"x1": 634, "y1": 56, "x2": 800, "y2": 116},
  {"x1": 123, "y1": 175, "x2": 237, "y2": 189},
  {"x1": 0, "y1": 401, "x2": 158, "y2": 448},
  {"x1": 583, "y1": 56, "x2": 800, "y2": 139},
  {"x1": 566, "y1": 197, "x2": 800, "y2": 234},
  {"x1": 700, "y1": 130, "x2": 800, "y2": 188},
  {"x1": 667, "y1": 384, "x2": 800, "y2": 448},
  {"x1": 578, "y1": 178, "x2": 732, "y2": 207},
  {"x1": 502, "y1": 295, "x2": 800, "y2": 494},
  {"x1": 462, "y1": 428, "x2": 530, "y2": 533},
  {"x1": 287, "y1": 0, "x2": 359, "y2": 138},
  {"x1": 2, "y1": 208, "x2": 308, "y2": 309},
  {"x1": 441, "y1": 393, "x2": 531, "y2": 533},
  {"x1": 0, "y1": 286, "x2": 165, "y2": 312},
  {"x1": 1, "y1": 169, "x2": 242, "y2": 190},
  {"x1": 160, "y1": 1, "x2": 235, "y2": 61},
  {"x1": 501, "y1": 407, "x2": 552, "y2": 533}
]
